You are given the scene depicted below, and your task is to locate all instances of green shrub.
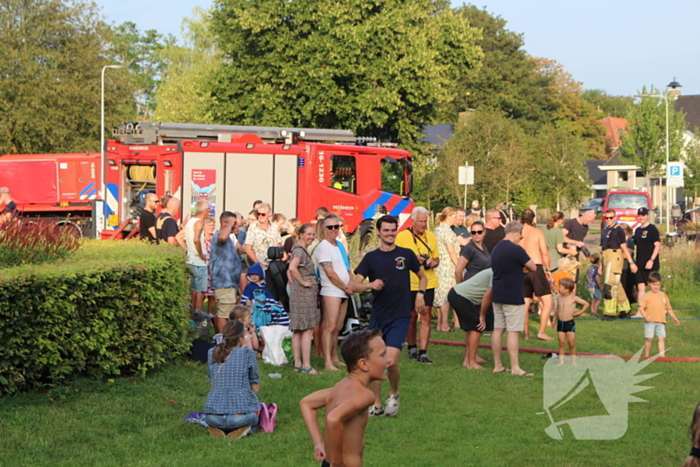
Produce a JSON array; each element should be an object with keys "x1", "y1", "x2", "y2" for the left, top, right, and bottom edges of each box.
[
  {"x1": 0, "y1": 218, "x2": 81, "y2": 267},
  {"x1": 0, "y1": 240, "x2": 190, "y2": 394}
]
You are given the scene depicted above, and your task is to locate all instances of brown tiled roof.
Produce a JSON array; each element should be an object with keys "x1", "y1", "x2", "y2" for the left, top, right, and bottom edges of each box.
[
  {"x1": 599, "y1": 117, "x2": 627, "y2": 151},
  {"x1": 675, "y1": 95, "x2": 700, "y2": 134}
]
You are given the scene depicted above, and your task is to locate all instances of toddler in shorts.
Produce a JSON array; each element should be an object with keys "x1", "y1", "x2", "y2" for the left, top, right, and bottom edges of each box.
[
  {"x1": 553, "y1": 277, "x2": 589, "y2": 365},
  {"x1": 586, "y1": 253, "x2": 602, "y2": 316}
]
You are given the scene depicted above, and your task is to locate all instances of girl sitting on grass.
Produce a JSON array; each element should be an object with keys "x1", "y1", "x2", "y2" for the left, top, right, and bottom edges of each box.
[{"x1": 204, "y1": 320, "x2": 260, "y2": 439}]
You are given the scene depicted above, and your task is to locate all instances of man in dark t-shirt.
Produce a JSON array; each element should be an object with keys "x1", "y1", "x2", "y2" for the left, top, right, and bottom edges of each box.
[
  {"x1": 633, "y1": 208, "x2": 661, "y2": 313},
  {"x1": 139, "y1": 193, "x2": 159, "y2": 242},
  {"x1": 353, "y1": 215, "x2": 427, "y2": 418},
  {"x1": 562, "y1": 210, "x2": 596, "y2": 258},
  {"x1": 156, "y1": 197, "x2": 181, "y2": 245},
  {"x1": 483, "y1": 209, "x2": 505, "y2": 253},
  {"x1": 490, "y1": 221, "x2": 535, "y2": 376}
]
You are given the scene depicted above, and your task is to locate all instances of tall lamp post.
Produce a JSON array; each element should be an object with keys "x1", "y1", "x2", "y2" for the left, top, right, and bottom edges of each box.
[
  {"x1": 101, "y1": 65, "x2": 124, "y2": 228},
  {"x1": 636, "y1": 93, "x2": 670, "y2": 234}
]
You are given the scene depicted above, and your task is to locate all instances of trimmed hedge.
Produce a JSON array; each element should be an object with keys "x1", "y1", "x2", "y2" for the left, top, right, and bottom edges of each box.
[{"x1": 0, "y1": 240, "x2": 190, "y2": 394}]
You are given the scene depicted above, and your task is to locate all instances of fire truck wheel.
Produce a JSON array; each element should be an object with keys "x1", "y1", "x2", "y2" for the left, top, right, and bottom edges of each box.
[{"x1": 57, "y1": 221, "x2": 83, "y2": 239}]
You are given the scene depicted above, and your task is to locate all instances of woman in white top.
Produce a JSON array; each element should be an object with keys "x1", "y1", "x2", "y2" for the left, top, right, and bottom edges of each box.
[{"x1": 315, "y1": 215, "x2": 352, "y2": 371}]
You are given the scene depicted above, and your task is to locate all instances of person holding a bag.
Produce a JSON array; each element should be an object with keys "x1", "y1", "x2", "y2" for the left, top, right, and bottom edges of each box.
[
  {"x1": 204, "y1": 320, "x2": 261, "y2": 439},
  {"x1": 288, "y1": 224, "x2": 320, "y2": 374}
]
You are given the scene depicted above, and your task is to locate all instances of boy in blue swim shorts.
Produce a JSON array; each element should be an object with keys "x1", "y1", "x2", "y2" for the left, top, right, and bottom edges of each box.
[{"x1": 553, "y1": 278, "x2": 589, "y2": 365}]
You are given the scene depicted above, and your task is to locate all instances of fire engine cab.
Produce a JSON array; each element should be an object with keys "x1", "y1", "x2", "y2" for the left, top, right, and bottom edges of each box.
[{"x1": 1, "y1": 122, "x2": 415, "y2": 238}]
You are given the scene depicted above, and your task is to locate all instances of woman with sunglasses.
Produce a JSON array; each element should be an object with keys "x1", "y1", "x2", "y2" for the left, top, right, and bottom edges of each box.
[
  {"x1": 454, "y1": 221, "x2": 491, "y2": 284},
  {"x1": 315, "y1": 215, "x2": 352, "y2": 371}
]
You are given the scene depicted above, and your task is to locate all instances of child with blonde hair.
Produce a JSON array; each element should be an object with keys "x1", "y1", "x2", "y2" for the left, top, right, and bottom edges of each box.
[
  {"x1": 551, "y1": 257, "x2": 580, "y2": 294},
  {"x1": 229, "y1": 305, "x2": 260, "y2": 350}
]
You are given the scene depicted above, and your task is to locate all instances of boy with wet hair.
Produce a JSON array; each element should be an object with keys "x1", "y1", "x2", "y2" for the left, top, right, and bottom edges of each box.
[
  {"x1": 553, "y1": 277, "x2": 589, "y2": 365},
  {"x1": 300, "y1": 329, "x2": 387, "y2": 467}
]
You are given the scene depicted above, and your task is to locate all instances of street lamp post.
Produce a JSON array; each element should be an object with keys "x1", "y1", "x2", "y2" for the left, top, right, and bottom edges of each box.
[
  {"x1": 101, "y1": 65, "x2": 124, "y2": 229},
  {"x1": 636, "y1": 93, "x2": 670, "y2": 234}
]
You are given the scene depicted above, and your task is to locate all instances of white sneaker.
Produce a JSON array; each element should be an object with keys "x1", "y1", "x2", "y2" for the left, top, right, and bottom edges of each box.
[
  {"x1": 368, "y1": 405, "x2": 384, "y2": 417},
  {"x1": 384, "y1": 394, "x2": 400, "y2": 416}
]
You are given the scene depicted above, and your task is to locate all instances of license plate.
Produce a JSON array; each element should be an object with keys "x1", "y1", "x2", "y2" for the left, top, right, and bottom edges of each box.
[
  {"x1": 107, "y1": 214, "x2": 119, "y2": 226},
  {"x1": 621, "y1": 216, "x2": 635, "y2": 221}
]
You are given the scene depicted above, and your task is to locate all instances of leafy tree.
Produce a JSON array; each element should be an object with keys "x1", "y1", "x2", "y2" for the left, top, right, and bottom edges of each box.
[
  {"x1": 430, "y1": 110, "x2": 532, "y2": 206},
  {"x1": 529, "y1": 124, "x2": 590, "y2": 210},
  {"x1": 683, "y1": 139, "x2": 700, "y2": 200},
  {"x1": 112, "y1": 22, "x2": 175, "y2": 121},
  {"x1": 441, "y1": 5, "x2": 551, "y2": 125},
  {"x1": 0, "y1": 0, "x2": 134, "y2": 154},
  {"x1": 620, "y1": 86, "x2": 687, "y2": 188},
  {"x1": 207, "y1": 0, "x2": 483, "y2": 148},
  {"x1": 439, "y1": 7, "x2": 606, "y2": 162},
  {"x1": 532, "y1": 58, "x2": 606, "y2": 159},
  {"x1": 582, "y1": 89, "x2": 634, "y2": 118},
  {"x1": 153, "y1": 8, "x2": 219, "y2": 123}
]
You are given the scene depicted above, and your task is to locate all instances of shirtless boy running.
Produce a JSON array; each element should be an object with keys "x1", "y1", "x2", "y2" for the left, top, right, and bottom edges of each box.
[{"x1": 300, "y1": 329, "x2": 388, "y2": 467}]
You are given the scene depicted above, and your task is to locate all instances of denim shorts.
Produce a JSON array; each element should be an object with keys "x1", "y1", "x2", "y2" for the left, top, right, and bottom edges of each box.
[
  {"x1": 644, "y1": 322, "x2": 666, "y2": 339},
  {"x1": 189, "y1": 265, "x2": 208, "y2": 292},
  {"x1": 588, "y1": 287, "x2": 602, "y2": 300},
  {"x1": 205, "y1": 412, "x2": 259, "y2": 431}
]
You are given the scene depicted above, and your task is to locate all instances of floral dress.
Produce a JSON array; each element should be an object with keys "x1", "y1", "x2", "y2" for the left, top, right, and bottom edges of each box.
[
  {"x1": 434, "y1": 223, "x2": 459, "y2": 307},
  {"x1": 288, "y1": 245, "x2": 320, "y2": 331}
]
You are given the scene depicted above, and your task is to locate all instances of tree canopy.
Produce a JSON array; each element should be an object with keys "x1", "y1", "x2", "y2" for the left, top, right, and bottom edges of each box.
[
  {"x1": 583, "y1": 89, "x2": 634, "y2": 118},
  {"x1": 620, "y1": 86, "x2": 687, "y2": 183},
  {"x1": 440, "y1": 5, "x2": 551, "y2": 125},
  {"x1": 429, "y1": 110, "x2": 532, "y2": 207},
  {"x1": 207, "y1": 0, "x2": 483, "y2": 147},
  {"x1": 153, "y1": 7, "x2": 219, "y2": 123},
  {"x1": 112, "y1": 22, "x2": 174, "y2": 121},
  {"x1": 0, "y1": 0, "x2": 134, "y2": 154}
]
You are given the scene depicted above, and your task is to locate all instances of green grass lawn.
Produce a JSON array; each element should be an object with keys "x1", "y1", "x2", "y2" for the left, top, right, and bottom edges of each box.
[{"x1": 1, "y1": 309, "x2": 698, "y2": 467}]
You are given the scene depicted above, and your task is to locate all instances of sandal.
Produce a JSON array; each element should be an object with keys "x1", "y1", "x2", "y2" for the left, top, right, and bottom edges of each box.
[
  {"x1": 302, "y1": 367, "x2": 318, "y2": 375},
  {"x1": 293, "y1": 366, "x2": 303, "y2": 373}
]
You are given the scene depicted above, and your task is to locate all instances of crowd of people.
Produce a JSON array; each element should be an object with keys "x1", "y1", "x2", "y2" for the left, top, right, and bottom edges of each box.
[{"x1": 140, "y1": 197, "x2": 686, "y2": 465}]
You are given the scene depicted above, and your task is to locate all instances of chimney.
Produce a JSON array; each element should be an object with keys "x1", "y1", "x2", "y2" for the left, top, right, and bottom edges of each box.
[{"x1": 667, "y1": 78, "x2": 682, "y2": 99}]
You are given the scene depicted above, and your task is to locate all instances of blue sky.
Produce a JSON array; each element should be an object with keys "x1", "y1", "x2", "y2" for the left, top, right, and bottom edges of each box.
[{"x1": 95, "y1": 0, "x2": 699, "y2": 97}]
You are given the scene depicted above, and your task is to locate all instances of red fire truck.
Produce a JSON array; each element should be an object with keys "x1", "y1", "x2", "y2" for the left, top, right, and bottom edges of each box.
[{"x1": 0, "y1": 122, "x2": 415, "y2": 238}]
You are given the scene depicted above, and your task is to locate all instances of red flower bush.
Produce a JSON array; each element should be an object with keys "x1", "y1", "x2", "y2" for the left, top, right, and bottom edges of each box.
[{"x1": 0, "y1": 218, "x2": 81, "y2": 267}]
